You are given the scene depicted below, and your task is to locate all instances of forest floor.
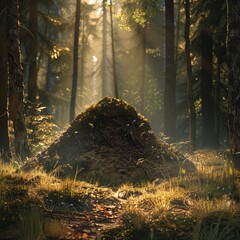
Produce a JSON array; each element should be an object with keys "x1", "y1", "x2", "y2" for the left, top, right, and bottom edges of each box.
[
  {"x1": 1, "y1": 150, "x2": 240, "y2": 240},
  {"x1": 2, "y1": 99, "x2": 240, "y2": 239}
]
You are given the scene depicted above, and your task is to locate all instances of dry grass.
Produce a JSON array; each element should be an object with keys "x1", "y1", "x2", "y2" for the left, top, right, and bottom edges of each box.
[
  {"x1": 112, "y1": 150, "x2": 240, "y2": 239},
  {"x1": 0, "y1": 150, "x2": 240, "y2": 239}
]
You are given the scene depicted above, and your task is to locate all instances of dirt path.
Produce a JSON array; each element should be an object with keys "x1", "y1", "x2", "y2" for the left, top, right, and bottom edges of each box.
[{"x1": 43, "y1": 196, "x2": 123, "y2": 239}]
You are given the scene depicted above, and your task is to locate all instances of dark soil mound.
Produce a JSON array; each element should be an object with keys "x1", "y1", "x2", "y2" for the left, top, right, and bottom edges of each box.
[{"x1": 22, "y1": 97, "x2": 195, "y2": 185}]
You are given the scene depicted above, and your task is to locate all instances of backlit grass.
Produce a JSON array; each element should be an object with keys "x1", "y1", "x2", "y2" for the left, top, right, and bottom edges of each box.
[{"x1": 0, "y1": 150, "x2": 240, "y2": 239}]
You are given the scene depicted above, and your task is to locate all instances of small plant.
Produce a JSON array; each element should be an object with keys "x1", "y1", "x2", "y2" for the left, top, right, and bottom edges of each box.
[
  {"x1": 192, "y1": 195, "x2": 238, "y2": 216},
  {"x1": 26, "y1": 113, "x2": 60, "y2": 155},
  {"x1": 194, "y1": 211, "x2": 240, "y2": 240},
  {"x1": 19, "y1": 207, "x2": 45, "y2": 240}
]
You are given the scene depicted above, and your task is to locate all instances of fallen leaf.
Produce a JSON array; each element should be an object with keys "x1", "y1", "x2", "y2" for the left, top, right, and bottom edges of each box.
[{"x1": 83, "y1": 232, "x2": 89, "y2": 239}]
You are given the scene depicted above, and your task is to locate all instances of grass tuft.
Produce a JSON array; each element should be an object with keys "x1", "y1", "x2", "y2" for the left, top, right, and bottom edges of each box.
[{"x1": 1, "y1": 150, "x2": 240, "y2": 239}]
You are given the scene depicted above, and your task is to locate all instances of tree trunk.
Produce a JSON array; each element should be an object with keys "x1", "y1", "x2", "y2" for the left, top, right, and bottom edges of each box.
[
  {"x1": 201, "y1": 29, "x2": 214, "y2": 148},
  {"x1": 102, "y1": 0, "x2": 108, "y2": 97},
  {"x1": 184, "y1": 0, "x2": 196, "y2": 150},
  {"x1": 227, "y1": 0, "x2": 240, "y2": 154},
  {"x1": 46, "y1": 56, "x2": 54, "y2": 92},
  {"x1": 109, "y1": 0, "x2": 118, "y2": 98},
  {"x1": 70, "y1": 0, "x2": 81, "y2": 122},
  {"x1": 7, "y1": 0, "x2": 29, "y2": 159},
  {"x1": 140, "y1": 26, "x2": 146, "y2": 114},
  {"x1": 27, "y1": 0, "x2": 38, "y2": 104},
  {"x1": 214, "y1": 37, "x2": 222, "y2": 148},
  {"x1": 174, "y1": 0, "x2": 180, "y2": 81},
  {"x1": 79, "y1": 20, "x2": 85, "y2": 107},
  {"x1": 164, "y1": 0, "x2": 176, "y2": 140},
  {"x1": 0, "y1": 0, "x2": 11, "y2": 159}
]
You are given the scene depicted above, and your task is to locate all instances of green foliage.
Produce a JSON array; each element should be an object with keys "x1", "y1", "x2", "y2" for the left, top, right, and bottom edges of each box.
[
  {"x1": 117, "y1": 0, "x2": 163, "y2": 30},
  {"x1": 26, "y1": 111, "x2": 61, "y2": 155}
]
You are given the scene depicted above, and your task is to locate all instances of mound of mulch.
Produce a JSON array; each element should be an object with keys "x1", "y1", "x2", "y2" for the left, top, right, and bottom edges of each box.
[{"x1": 22, "y1": 97, "x2": 195, "y2": 185}]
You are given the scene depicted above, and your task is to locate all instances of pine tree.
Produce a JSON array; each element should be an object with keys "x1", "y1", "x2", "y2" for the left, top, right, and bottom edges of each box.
[
  {"x1": 184, "y1": 0, "x2": 196, "y2": 150},
  {"x1": 27, "y1": 0, "x2": 38, "y2": 105},
  {"x1": 7, "y1": 0, "x2": 30, "y2": 159},
  {"x1": 0, "y1": 0, "x2": 11, "y2": 159},
  {"x1": 164, "y1": 0, "x2": 176, "y2": 140},
  {"x1": 227, "y1": 0, "x2": 240, "y2": 155},
  {"x1": 201, "y1": 28, "x2": 214, "y2": 147},
  {"x1": 102, "y1": 0, "x2": 108, "y2": 97},
  {"x1": 109, "y1": 0, "x2": 118, "y2": 98},
  {"x1": 70, "y1": 0, "x2": 81, "y2": 122}
]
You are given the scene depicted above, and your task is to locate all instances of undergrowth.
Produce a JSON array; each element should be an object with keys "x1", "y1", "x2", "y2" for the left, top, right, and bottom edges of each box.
[
  {"x1": 0, "y1": 150, "x2": 240, "y2": 239},
  {"x1": 26, "y1": 113, "x2": 61, "y2": 155},
  {"x1": 110, "y1": 150, "x2": 240, "y2": 239}
]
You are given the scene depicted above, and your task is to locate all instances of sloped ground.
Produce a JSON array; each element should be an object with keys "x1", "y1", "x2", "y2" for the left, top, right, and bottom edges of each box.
[{"x1": 22, "y1": 97, "x2": 195, "y2": 185}]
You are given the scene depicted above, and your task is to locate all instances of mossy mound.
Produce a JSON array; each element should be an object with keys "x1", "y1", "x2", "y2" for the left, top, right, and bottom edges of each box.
[{"x1": 22, "y1": 97, "x2": 195, "y2": 185}]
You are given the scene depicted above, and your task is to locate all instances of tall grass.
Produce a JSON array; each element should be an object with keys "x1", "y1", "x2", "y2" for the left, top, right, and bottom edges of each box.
[
  {"x1": 193, "y1": 211, "x2": 240, "y2": 240},
  {"x1": 1, "y1": 150, "x2": 240, "y2": 239},
  {"x1": 19, "y1": 207, "x2": 45, "y2": 240},
  {"x1": 118, "y1": 150, "x2": 240, "y2": 239}
]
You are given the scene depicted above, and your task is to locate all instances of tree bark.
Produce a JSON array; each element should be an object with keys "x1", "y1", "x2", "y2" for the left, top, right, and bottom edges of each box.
[
  {"x1": 70, "y1": 0, "x2": 81, "y2": 122},
  {"x1": 7, "y1": 0, "x2": 29, "y2": 159},
  {"x1": 201, "y1": 29, "x2": 214, "y2": 148},
  {"x1": 79, "y1": 20, "x2": 85, "y2": 107},
  {"x1": 0, "y1": 0, "x2": 11, "y2": 159},
  {"x1": 214, "y1": 37, "x2": 222, "y2": 148},
  {"x1": 102, "y1": 0, "x2": 108, "y2": 97},
  {"x1": 164, "y1": 0, "x2": 176, "y2": 140},
  {"x1": 27, "y1": 0, "x2": 38, "y2": 104},
  {"x1": 174, "y1": 0, "x2": 181, "y2": 81},
  {"x1": 227, "y1": 0, "x2": 240, "y2": 154},
  {"x1": 184, "y1": 0, "x2": 196, "y2": 150},
  {"x1": 109, "y1": 0, "x2": 118, "y2": 98},
  {"x1": 140, "y1": 26, "x2": 146, "y2": 114}
]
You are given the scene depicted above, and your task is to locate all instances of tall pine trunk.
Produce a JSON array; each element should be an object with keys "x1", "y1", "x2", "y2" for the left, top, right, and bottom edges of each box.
[
  {"x1": 79, "y1": 20, "x2": 85, "y2": 107},
  {"x1": 174, "y1": 0, "x2": 180, "y2": 80},
  {"x1": 184, "y1": 0, "x2": 196, "y2": 150},
  {"x1": 140, "y1": 26, "x2": 146, "y2": 114},
  {"x1": 27, "y1": 0, "x2": 38, "y2": 104},
  {"x1": 164, "y1": 0, "x2": 176, "y2": 140},
  {"x1": 102, "y1": 0, "x2": 108, "y2": 97},
  {"x1": 214, "y1": 37, "x2": 222, "y2": 148},
  {"x1": 70, "y1": 0, "x2": 81, "y2": 122},
  {"x1": 227, "y1": 0, "x2": 240, "y2": 155},
  {"x1": 7, "y1": 0, "x2": 29, "y2": 159},
  {"x1": 109, "y1": 0, "x2": 118, "y2": 98},
  {"x1": 201, "y1": 29, "x2": 214, "y2": 147},
  {"x1": 0, "y1": 0, "x2": 11, "y2": 159}
]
